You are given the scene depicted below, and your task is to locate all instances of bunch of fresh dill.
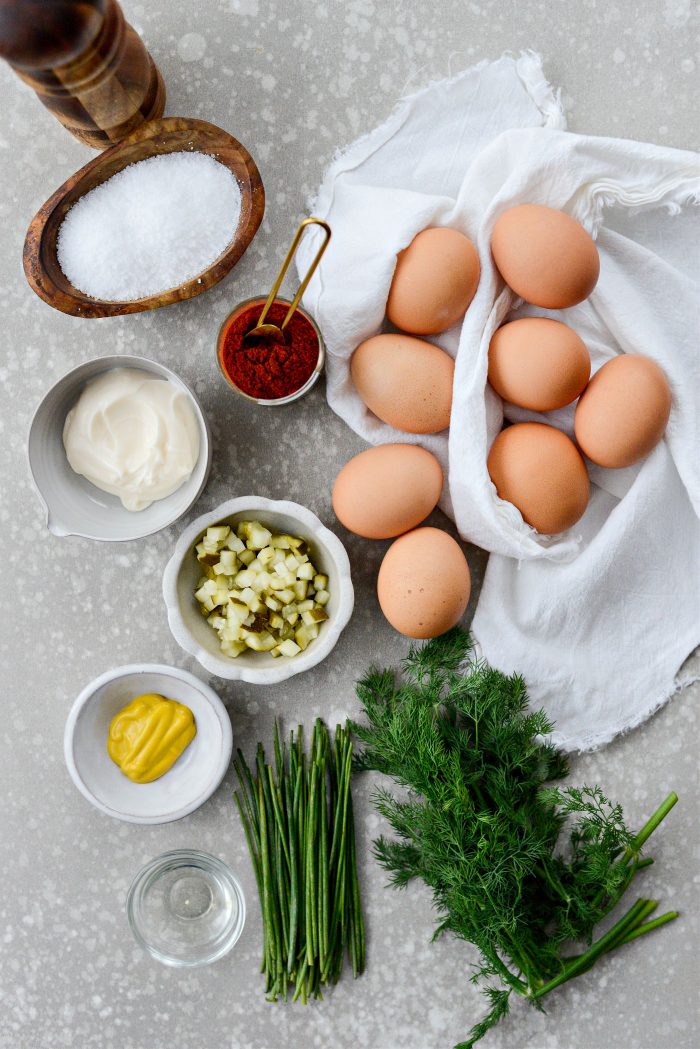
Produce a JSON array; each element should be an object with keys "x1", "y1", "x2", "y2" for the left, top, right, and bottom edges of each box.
[{"x1": 350, "y1": 629, "x2": 678, "y2": 1048}]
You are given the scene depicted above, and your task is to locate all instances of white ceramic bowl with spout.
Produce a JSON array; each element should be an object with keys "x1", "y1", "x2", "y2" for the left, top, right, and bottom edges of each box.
[
  {"x1": 27, "y1": 355, "x2": 211, "y2": 542},
  {"x1": 163, "y1": 497, "x2": 354, "y2": 685}
]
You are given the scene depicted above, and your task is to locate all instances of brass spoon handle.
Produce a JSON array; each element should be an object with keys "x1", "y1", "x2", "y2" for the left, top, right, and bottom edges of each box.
[{"x1": 255, "y1": 217, "x2": 331, "y2": 332}]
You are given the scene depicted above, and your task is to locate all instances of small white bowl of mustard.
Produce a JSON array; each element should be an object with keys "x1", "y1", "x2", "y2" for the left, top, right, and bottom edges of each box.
[{"x1": 64, "y1": 664, "x2": 232, "y2": 824}]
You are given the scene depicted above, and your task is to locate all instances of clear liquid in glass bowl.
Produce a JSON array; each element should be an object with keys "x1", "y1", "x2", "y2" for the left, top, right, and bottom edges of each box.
[{"x1": 127, "y1": 849, "x2": 246, "y2": 966}]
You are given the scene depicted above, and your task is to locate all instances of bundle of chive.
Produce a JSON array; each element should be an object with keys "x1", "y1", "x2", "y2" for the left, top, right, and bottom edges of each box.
[{"x1": 234, "y1": 719, "x2": 365, "y2": 1001}]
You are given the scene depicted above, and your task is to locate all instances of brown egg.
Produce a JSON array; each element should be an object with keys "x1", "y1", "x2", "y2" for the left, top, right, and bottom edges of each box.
[
  {"x1": 333, "y1": 444, "x2": 443, "y2": 539},
  {"x1": 488, "y1": 317, "x2": 591, "y2": 411},
  {"x1": 386, "y1": 227, "x2": 480, "y2": 335},
  {"x1": 491, "y1": 205, "x2": 600, "y2": 308},
  {"x1": 487, "y1": 423, "x2": 590, "y2": 534},
  {"x1": 574, "y1": 355, "x2": 672, "y2": 468},
  {"x1": 377, "y1": 527, "x2": 471, "y2": 639},
  {"x1": 351, "y1": 333, "x2": 454, "y2": 434}
]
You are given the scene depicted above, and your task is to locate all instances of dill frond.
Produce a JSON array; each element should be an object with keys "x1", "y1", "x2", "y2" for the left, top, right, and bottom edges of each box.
[{"x1": 352, "y1": 628, "x2": 679, "y2": 1048}]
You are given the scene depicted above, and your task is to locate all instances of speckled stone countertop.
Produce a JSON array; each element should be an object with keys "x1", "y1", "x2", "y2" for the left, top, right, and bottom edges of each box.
[{"x1": 1, "y1": 2, "x2": 698, "y2": 1048}]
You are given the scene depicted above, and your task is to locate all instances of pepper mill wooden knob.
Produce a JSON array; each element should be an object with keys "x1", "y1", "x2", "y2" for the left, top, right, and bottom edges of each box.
[{"x1": 0, "y1": 0, "x2": 166, "y2": 149}]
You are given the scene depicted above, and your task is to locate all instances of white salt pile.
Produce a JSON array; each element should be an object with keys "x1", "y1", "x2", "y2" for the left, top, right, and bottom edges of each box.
[{"x1": 57, "y1": 152, "x2": 242, "y2": 301}]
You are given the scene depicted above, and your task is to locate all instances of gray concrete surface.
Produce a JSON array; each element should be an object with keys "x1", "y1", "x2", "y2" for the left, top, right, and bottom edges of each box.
[{"x1": 1, "y1": 2, "x2": 698, "y2": 1048}]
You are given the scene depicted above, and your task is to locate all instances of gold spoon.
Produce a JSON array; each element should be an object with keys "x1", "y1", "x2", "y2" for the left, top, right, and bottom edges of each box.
[{"x1": 244, "y1": 217, "x2": 331, "y2": 343}]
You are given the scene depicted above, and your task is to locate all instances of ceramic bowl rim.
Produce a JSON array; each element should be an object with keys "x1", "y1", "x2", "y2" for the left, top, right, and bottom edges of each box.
[
  {"x1": 27, "y1": 354, "x2": 212, "y2": 542},
  {"x1": 162, "y1": 496, "x2": 354, "y2": 685},
  {"x1": 63, "y1": 663, "x2": 232, "y2": 824}
]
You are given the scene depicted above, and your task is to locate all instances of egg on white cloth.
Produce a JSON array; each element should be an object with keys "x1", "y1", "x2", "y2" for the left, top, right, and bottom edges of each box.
[{"x1": 295, "y1": 53, "x2": 700, "y2": 750}]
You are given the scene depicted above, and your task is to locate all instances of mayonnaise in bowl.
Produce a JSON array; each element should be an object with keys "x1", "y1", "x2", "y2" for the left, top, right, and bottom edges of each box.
[{"x1": 63, "y1": 368, "x2": 200, "y2": 512}]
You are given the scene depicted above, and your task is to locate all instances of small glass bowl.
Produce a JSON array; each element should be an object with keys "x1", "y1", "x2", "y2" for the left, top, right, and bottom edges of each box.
[
  {"x1": 216, "y1": 295, "x2": 325, "y2": 406},
  {"x1": 126, "y1": 849, "x2": 246, "y2": 967}
]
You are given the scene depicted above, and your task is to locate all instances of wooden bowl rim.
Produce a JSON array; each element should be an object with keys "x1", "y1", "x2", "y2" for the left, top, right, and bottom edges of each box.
[{"x1": 23, "y1": 116, "x2": 265, "y2": 319}]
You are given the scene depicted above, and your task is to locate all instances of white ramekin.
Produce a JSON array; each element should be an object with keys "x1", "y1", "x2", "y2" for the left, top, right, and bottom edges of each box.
[
  {"x1": 64, "y1": 664, "x2": 232, "y2": 824},
  {"x1": 162, "y1": 496, "x2": 354, "y2": 685}
]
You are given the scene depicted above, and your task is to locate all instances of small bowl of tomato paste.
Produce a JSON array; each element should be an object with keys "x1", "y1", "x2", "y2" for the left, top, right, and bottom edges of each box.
[{"x1": 217, "y1": 296, "x2": 325, "y2": 405}]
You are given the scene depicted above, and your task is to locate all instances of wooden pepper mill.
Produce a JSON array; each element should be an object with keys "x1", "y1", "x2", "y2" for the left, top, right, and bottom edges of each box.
[{"x1": 0, "y1": 0, "x2": 166, "y2": 148}]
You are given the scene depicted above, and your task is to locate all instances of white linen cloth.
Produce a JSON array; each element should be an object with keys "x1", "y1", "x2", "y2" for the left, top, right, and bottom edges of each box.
[{"x1": 297, "y1": 53, "x2": 700, "y2": 751}]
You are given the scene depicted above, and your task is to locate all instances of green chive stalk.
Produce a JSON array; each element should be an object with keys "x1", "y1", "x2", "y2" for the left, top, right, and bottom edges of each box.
[{"x1": 234, "y1": 719, "x2": 365, "y2": 1001}]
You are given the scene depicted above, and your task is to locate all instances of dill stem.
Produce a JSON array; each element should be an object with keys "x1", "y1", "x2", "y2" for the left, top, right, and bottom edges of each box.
[
  {"x1": 487, "y1": 950, "x2": 528, "y2": 995},
  {"x1": 532, "y1": 898, "x2": 649, "y2": 1000},
  {"x1": 592, "y1": 794, "x2": 677, "y2": 913},
  {"x1": 596, "y1": 857, "x2": 645, "y2": 920},
  {"x1": 627, "y1": 793, "x2": 678, "y2": 856},
  {"x1": 573, "y1": 907, "x2": 680, "y2": 976},
  {"x1": 504, "y1": 933, "x2": 541, "y2": 989},
  {"x1": 474, "y1": 877, "x2": 534, "y2": 988},
  {"x1": 537, "y1": 860, "x2": 570, "y2": 903},
  {"x1": 615, "y1": 910, "x2": 679, "y2": 945},
  {"x1": 600, "y1": 899, "x2": 659, "y2": 957}
]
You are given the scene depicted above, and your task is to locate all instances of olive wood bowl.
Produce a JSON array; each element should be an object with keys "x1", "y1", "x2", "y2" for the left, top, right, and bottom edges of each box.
[{"x1": 23, "y1": 117, "x2": 265, "y2": 319}]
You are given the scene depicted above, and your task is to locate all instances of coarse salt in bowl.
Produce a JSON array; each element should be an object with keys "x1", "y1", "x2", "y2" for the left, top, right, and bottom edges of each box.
[
  {"x1": 57, "y1": 152, "x2": 243, "y2": 302},
  {"x1": 163, "y1": 497, "x2": 354, "y2": 684},
  {"x1": 23, "y1": 117, "x2": 265, "y2": 319}
]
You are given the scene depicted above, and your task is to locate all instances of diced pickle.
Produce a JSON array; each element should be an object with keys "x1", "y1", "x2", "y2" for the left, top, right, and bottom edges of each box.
[
  {"x1": 193, "y1": 520, "x2": 330, "y2": 660},
  {"x1": 234, "y1": 569, "x2": 256, "y2": 588},
  {"x1": 241, "y1": 630, "x2": 277, "y2": 652},
  {"x1": 295, "y1": 622, "x2": 319, "y2": 651},
  {"x1": 206, "y1": 525, "x2": 231, "y2": 543},
  {"x1": 278, "y1": 639, "x2": 301, "y2": 658},
  {"x1": 228, "y1": 601, "x2": 249, "y2": 624},
  {"x1": 242, "y1": 521, "x2": 273, "y2": 550},
  {"x1": 248, "y1": 611, "x2": 270, "y2": 633},
  {"x1": 221, "y1": 640, "x2": 247, "y2": 657},
  {"x1": 198, "y1": 552, "x2": 220, "y2": 568},
  {"x1": 293, "y1": 580, "x2": 308, "y2": 601}
]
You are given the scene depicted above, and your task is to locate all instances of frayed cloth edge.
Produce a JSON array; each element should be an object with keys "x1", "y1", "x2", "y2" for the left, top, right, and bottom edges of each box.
[{"x1": 306, "y1": 50, "x2": 563, "y2": 215}]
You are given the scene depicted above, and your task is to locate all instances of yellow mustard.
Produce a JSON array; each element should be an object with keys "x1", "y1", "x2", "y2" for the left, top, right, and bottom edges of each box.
[{"x1": 107, "y1": 693, "x2": 196, "y2": 783}]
